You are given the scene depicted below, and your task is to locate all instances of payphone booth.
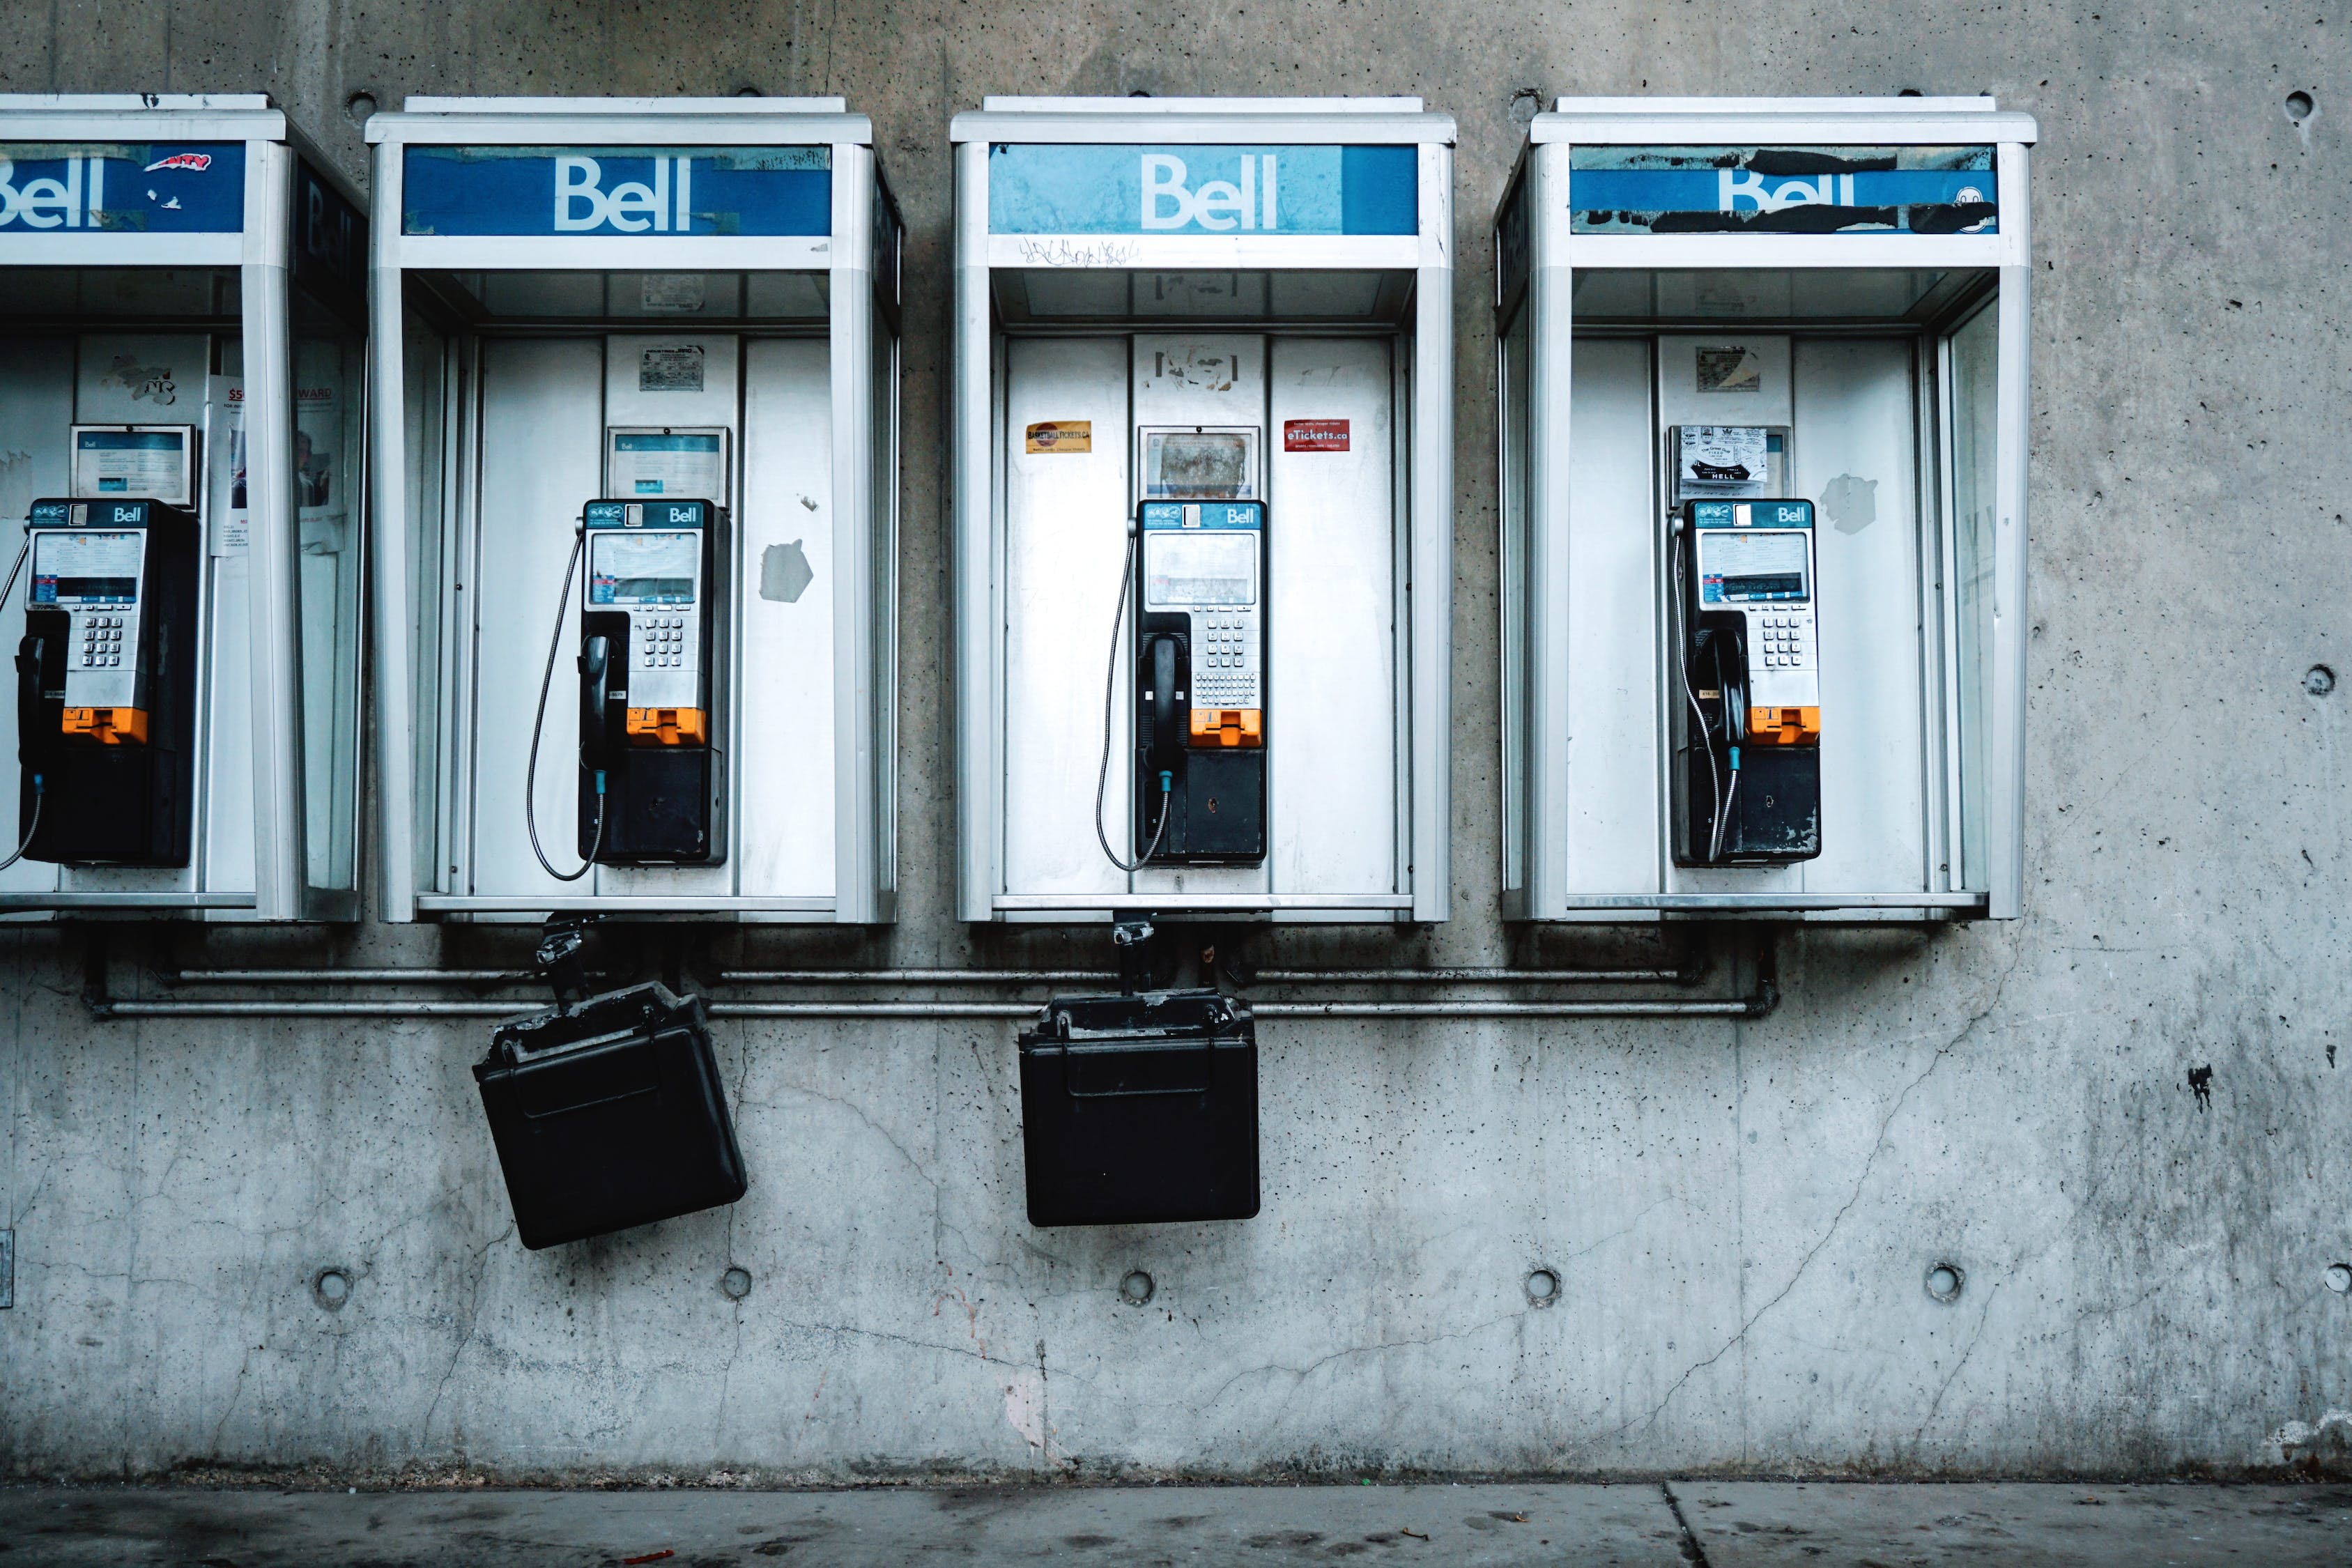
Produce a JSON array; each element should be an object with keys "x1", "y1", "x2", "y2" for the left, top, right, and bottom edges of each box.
[
  {"x1": 0, "y1": 95, "x2": 369, "y2": 921},
  {"x1": 1496, "y1": 98, "x2": 2035, "y2": 921},
  {"x1": 951, "y1": 97, "x2": 1455, "y2": 924},
  {"x1": 367, "y1": 98, "x2": 900, "y2": 923}
]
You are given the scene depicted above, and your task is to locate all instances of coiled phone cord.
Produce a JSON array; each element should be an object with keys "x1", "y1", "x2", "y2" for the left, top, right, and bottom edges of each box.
[
  {"x1": 1669, "y1": 524, "x2": 1733, "y2": 863},
  {"x1": 525, "y1": 525, "x2": 607, "y2": 882},
  {"x1": 0, "y1": 779, "x2": 40, "y2": 872},
  {"x1": 1095, "y1": 519, "x2": 1173, "y2": 873}
]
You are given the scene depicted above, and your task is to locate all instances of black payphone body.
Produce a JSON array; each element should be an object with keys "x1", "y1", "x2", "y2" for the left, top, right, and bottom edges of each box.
[
  {"x1": 576, "y1": 498, "x2": 728, "y2": 866},
  {"x1": 1132, "y1": 500, "x2": 1267, "y2": 865},
  {"x1": 13, "y1": 498, "x2": 201, "y2": 866},
  {"x1": 1672, "y1": 498, "x2": 1823, "y2": 866}
]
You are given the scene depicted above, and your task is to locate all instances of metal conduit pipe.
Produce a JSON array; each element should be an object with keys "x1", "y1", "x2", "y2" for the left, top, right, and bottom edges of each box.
[
  {"x1": 93, "y1": 993, "x2": 1769, "y2": 1022},
  {"x1": 161, "y1": 965, "x2": 1690, "y2": 987}
]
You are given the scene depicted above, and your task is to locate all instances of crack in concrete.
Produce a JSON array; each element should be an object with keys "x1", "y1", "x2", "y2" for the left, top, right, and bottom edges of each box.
[
  {"x1": 1198, "y1": 1309, "x2": 1532, "y2": 1413},
  {"x1": 1915, "y1": 1280, "x2": 2002, "y2": 1447},
  {"x1": 420, "y1": 1219, "x2": 513, "y2": 1449},
  {"x1": 1595, "y1": 938, "x2": 2028, "y2": 1447}
]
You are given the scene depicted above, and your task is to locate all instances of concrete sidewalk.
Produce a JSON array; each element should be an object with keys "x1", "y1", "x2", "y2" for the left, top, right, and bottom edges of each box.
[{"x1": 1, "y1": 1479, "x2": 2346, "y2": 1565}]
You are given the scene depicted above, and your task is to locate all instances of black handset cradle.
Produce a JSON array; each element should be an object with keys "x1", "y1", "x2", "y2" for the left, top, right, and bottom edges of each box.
[
  {"x1": 1132, "y1": 500, "x2": 1267, "y2": 865},
  {"x1": 15, "y1": 498, "x2": 199, "y2": 866},
  {"x1": 576, "y1": 498, "x2": 728, "y2": 866},
  {"x1": 1672, "y1": 498, "x2": 1823, "y2": 866}
]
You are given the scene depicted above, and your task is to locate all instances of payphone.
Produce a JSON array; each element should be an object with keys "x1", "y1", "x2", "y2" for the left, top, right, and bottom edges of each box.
[
  {"x1": 13, "y1": 498, "x2": 201, "y2": 865},
  {"x1": 1114, "y1": 498, "x2": 1267, "y2": 867},
  {"x1": 953, "y1": 95, "x2": 1457, "y2": 924},
  {"x1": 525, "y1": 496, "x2": 728, "y2": 876},
  {"x1": 367, "y1": 96, "x2": 900, "y2": 922},
  {"x1": 0, "y1": 96, "x2": 372, "y2": 918},
  {"x1": 1493, "y1": 96, "x2": 2036, "y2": 921},
  {"x1": 1671, "y1": 495, "x2": 1820, "y2": 865}
]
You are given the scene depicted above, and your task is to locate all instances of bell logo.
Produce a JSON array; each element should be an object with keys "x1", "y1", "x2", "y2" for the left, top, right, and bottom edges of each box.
[
  {"x1": 553, "y1": 155, "x2": 695, "y2": 233},
  {"x1": 1140, "y1": 153, "x2": 1279, "y2": 232},
  {"x1": 0, "y1": 156, "x2": 101, "y2": 229},
  {"x1": 1719, "y1": 169, "x2": 1859, "y2": 213}
]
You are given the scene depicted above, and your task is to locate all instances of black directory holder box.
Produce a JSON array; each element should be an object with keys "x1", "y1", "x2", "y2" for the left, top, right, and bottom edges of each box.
[
  {"x1": 474, "y1": 981, "x2": 746, "y2": 1250},
  {"x1": 1017, "y1": 987, "x2": 1260, "y2": 1227}
]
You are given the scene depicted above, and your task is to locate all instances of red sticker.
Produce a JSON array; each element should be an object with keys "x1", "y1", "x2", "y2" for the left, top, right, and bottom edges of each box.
[{"x1": 1283, "y1": 418, "x2": 1350, "y2": 452}]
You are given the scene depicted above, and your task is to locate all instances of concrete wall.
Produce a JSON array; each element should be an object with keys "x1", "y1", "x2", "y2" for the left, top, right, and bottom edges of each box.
[{"x1": 3, "y1": 0, "x2": 2349, "y2": 1482}]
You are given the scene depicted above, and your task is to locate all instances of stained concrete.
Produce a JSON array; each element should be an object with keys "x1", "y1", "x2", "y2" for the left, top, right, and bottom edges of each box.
[{"x1": 3, "y1": 0, "x2": 2352, "y2": 1484}]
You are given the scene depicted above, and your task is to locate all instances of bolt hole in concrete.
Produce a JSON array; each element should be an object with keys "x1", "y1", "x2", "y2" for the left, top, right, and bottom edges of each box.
[
  {"x1": 2287, "y1": 90, "x2": 2316, "y2": 122},
  {"x1": 721, "y1": 1266, "x2": 753, "y2": 1302},
  {"x1": 344, "y1": 91, "x2": 376, "y2": 125},
  {"x1": 2306, "y1": 664, "x2": 2336, "y2": 697},
  {"x1": 2325, "y1": 1263, "x2": 2352, "y2": 1295},
  {"x1": 311, "y1": 1267, "x2": 352, "y2": 1310},
  {"x1": 1925, "y1": 1263, "x2": 1965, "y2": 1304},
  {"x1": 1119, "y1": 1269, "x2": 1155, "y2": 1306},
  {"x1": 1525, "y1": 1267, "x2": 1561, "y2": 1307}
]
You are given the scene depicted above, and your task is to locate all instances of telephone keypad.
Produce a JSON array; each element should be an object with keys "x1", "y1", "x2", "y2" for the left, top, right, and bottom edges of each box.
[
  {"x1": 633, "y1": 611, "x2": 695, "y2": 670},
  {"x1": 1751, "y1": 608, "x2": 1814, "y2": 670},
  {"x1": 1190, "y1": 610, "x2": 1261, "y2": 709}
]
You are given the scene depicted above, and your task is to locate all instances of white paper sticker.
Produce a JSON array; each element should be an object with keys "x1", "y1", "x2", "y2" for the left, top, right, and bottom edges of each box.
[
  {"x1": 208, "y1": 376, "x2": 249, "y2": 555},
  {"x1": 1677, "y1": 424, "x2": 1770, "y2": 495},
  {"x1": 1696, "y1": 345, "x2": 1762, "y2": 394},
  {"x1": 640, "y1": 274, "x2": 707, "y2": 314},
  {"x1": 640, "y1": 344, "x2": 707, "y2": 392}
]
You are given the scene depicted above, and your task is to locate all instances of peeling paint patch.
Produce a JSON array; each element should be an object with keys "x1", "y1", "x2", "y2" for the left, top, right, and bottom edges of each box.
[
  {"x1": 1821, "y1": 472, "x2": 1877, "y2": 534},
  {"x1": 1004, "y1": 1367, "x2": 1047, "y2": 1454},
  {"x1": 2271, "y1": 1409, "x2": 2352, "y2": 1461}
]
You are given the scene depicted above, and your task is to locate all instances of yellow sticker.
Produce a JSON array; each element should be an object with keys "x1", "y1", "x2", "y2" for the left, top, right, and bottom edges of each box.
[{"x1": 1025, "y1": 420, "x2": 1092, "y2": 454}]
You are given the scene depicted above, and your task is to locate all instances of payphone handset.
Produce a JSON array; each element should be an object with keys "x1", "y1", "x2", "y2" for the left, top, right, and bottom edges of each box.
[
  {"x1": 1670, "y1": 497, "x2": 1823, "y2": 866},
  {"x1": 11, "y1": 498, "x2": 201, "y2": 866},
  {"x1": 525, "y1": 498, "x2": 729, "y2": 882}
]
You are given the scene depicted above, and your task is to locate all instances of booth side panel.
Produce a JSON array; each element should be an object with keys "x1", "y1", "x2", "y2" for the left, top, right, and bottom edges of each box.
[
  {"x1": 870, "y1": 314, "x2": 900, "y2": 909},
  {"x1": 0, "y1": 335, "x2": 71, "y2": 896},
  {"x1": 739, "y1": 335, "x2": 838, "y2": 899},
  {"x1": 951, "y1": 139, "x2": 997, "y2": 921},
  {"x1": 400, "y1": 314, "x2": 452, "y2": 909},
  {"x1": 1562, "y1": 336, "x2": 1663, "y2": 898},
  {"x1": 1268, "y1": 335, "x2": 1399, "y2": 898},
  {"x1": 468, "y1": 336, "x2": 603, "y2": 900},
  {"x1": 1000, "y1": 336, "x2": 1130, "y2": 902},
  {"x1": 1792, "y1": 337, "x2": 1930, "y2": 896},
  {"x1": 1496, "y1": 302, "x2": 1531, "y2": 904}
]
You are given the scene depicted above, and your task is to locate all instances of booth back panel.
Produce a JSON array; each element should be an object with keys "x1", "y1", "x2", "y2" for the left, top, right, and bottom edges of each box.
[
  {"x1": 1001, "y1": 335, "x2": 1131, "y2": 900},
  {"x1": 737, "y1": 335, "x2": 836, "y2": 899},
  {"x1": 1266, "y1": 334, "x2": 1398, "y2": 898},
  {"x1": 1793, "y1": 337, "x2": 1928, "y2": 896}
]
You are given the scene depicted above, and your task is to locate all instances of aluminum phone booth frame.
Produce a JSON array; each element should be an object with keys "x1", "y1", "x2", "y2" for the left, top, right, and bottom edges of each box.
[
  {"x1": 1494, "y1": 98, "x2": 2037, "y2": 923},
  {"x1": 366, "y1": 97, "x2": 900, "y2": 924},
  {"x1": 950, "y1": 97, "x2": 1456, "y2": 926},
  {"x1": 0, "y1": 94, "x2": 370, "y2": 922}
]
